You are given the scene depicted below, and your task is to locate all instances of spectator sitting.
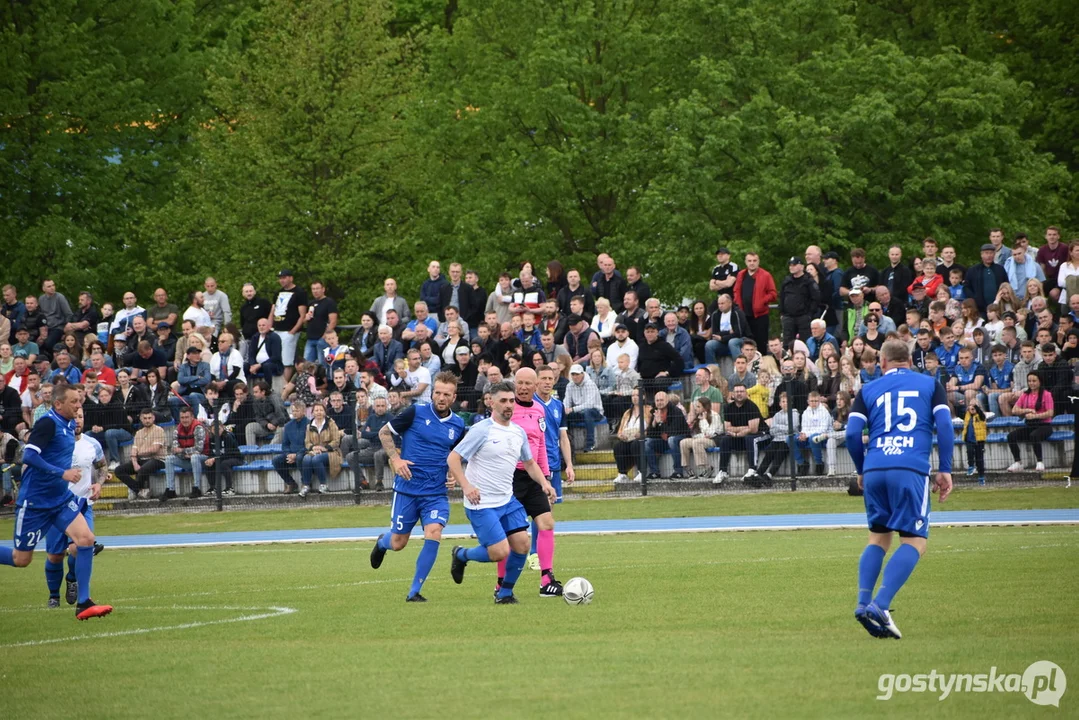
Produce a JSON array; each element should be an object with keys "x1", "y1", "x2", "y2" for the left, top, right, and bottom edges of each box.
[
  {"x1": 613, "y1": 388, "x2": 650, "y2": 483},
  {"x1": 162, "y1": 406, "x2": 208, "y2": 501},
  {"x1": 347, "y1": 395, "x2": 393, "y2": 490},
  {"x1": 1036, "y1": 343, "x2": 1073, "y2": 407},
  {"x1": 643, "y1": 390, "x2": 690, "y2": 479},
  {"x1": 299, "y1": 401, "x2": 342, "y2": 497},
  {"x1": 637, "y1": 321, "x2": 684, "y2": 395},
  {"x1": 511, "y1": 262, "x2": 546, "y2": 313},
  {"x1": 563, "y1": 314, "x2": 597, "y2": 364},
  {"x1": 605, "y1": 323, "x2": 638, "y2": 369},
  {"x1": 170, "y1": 346, "x2": 210, "y2": 422},
  {"x1": 373, "y1": 324, "x2": 404, "y2": 378},
  {"x1": 727, "y1": 355, "x2": 757, "y2": 391},
  {"x1": 273, "y1": 401, "x2": 309, "y2": 494},
  {"x1": 49, "y1": 349, "x2": 82, "y2": 385},
  {"x1": 680, "y1": 397, "x2": 722, "y2": 478},
  {"x1": 350, "y1": 312, "x2": 380, "y2": 360},
  {"x1": 246, "y1": 379, "x2": 288, "y2": 446},
  {"x1": 320, "y1": 330, "x2": 348, "y2": 373},
  {"x1": 604, "y1": 353, "x2": 639, "y2": 423},
  {"x1": 859, "y1": 348, "x2": 882, "y2": 386},
  {"x1": 714, "y1": 383, "x2": 762, "y2": 483},
  {"x1": 12, "y1": 327, "x2": 39, "y2": 365},
  {"x1": 585, "y1": 348, "x2": 613, "y2": 395},
  {"x1": 798, "y1": 391, "x2": 831, "y2": 474},
  {"x1": 744, "y1": 390, "x2": 802, "y2": 485},
  {"x1": 114, "y1": 408, "x2": 166, "y2": 499},
  {"x1": 935, "y1": 327, "x2": 961, "y2": 374},
  {"x1": 401, "y1": 301, "x2": 439, "y2": 343},
  {"x1": 514, "y1": 310, "x2": 541, "y2": 349},
  {"x1": 1006, "y1": 372, "x2": 1054, "y2": 473},
  {"x1": 805, "y1": 319, "x2": 839, "y2": 363},
  {"x1": 616, "y1": 291, "x2": 648, "y2": 343},
  {"x1": 209, "y1": 333, "x2": 245, "y2": 397},
  {"x1": 565, "y1": 364, "x2": 605, "y2": 452}
]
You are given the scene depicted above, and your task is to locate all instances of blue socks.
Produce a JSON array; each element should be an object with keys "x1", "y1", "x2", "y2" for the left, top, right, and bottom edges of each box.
[
  {"x1": 496, "y1": 551, "x2": 527, "y2": 599},
  {"x1": 67, "y1": 553, "x2": 76, "y2": 581},
  {"x1": 0, "y1": 546, "x2": 13, "y2": 567},
  {"x1": 409, "y1": 540, "x2": 439, "y2": 598},
  {"x1": 874, "y1": 544, "x2": 921, "y2": 609},
  {"x1": 75, "y1": 545, "x2": 94, "y2": 604},
  {"x1": 45, "y1": 558, "x2": 64, "y2": 597},
  {"x1": 530, "y1": 520, "x2": 539, "y2": 555},
  {"x1": 857, "y1": 545, "x2": 886, "y2": 606},
  {"x1": 458, "y1": 545, "x2": 491, "y2": 563},
  {"x1": 377, "y1": 533, "x2": 394, "y2": 551}
]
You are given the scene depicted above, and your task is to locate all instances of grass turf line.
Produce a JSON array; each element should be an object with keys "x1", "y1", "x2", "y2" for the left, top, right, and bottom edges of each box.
[
  {"x1": 1, "y1": 487, "x2": 1074, "y2": 539},
  {"x1": 0, "y1": 526, "x2": 1075, "y2": 718}
]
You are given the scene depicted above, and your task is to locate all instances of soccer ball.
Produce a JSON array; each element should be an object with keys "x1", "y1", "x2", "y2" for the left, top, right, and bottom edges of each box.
[{"x1": 562, "y1": 576, "x2": 594, "y2": 605}]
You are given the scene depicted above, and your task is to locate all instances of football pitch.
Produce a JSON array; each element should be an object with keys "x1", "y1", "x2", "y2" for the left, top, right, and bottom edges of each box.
[{"x1": 1, "y1": 492, "x2": 1077, "y2": 718}]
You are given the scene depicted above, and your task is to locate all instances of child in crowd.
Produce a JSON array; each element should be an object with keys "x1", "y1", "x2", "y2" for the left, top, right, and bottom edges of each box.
[
  {"x1": 983, "y1": 304, "x2": 1004, "y2": 344},
  {"x1": 962, "y1": 404, "x2": 988, "y2": 485},
  {"x1": 859, "y1": 348, "x2": 881, "y2": 385},
  {"x1": 947, "y1": 268, "x2": 966, "y2": 301}
]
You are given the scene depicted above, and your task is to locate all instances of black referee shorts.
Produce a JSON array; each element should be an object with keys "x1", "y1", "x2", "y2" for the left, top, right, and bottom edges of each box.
[{"x1": 512, "y1": 468, "x2": 552, "y2": 518}]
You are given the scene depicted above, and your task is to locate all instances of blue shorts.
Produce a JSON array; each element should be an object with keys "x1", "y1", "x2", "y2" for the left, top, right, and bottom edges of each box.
[
  {"x1": 863, "y1": 469, "x2": 931, "y2": 538},
  {"x1": 549, "y1": 470, "x2": 563, "y2": 504},
  {"x1": 465, "y1": 499, "x2": 529, "y2": 548},
  {"x1": 45, "y1": 504, "x2": 94, "y2": 556},
  {"x1": 13, "y1": 492, "x2": 87, "y2": 552},
  {"x1": 390, "y1": 492, "x2": 450, "y2": 535}
]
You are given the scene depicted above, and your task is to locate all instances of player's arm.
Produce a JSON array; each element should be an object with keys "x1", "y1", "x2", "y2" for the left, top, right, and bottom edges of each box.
[
  {"x1": 930, "y1": 382, "x2": 954, "y2": 501},
  {"x1": 845, "y1": 391, "x2": 869, "y2": 485},
  {"x1": 381, "y1": 406, "x2": 416, "y2": 479},
  {"x1": 558, "y1": 427, "x2": 575, "y2": 484},
  {"x1": 22, "y1": 418, "x2": 80, "y2": 483}
]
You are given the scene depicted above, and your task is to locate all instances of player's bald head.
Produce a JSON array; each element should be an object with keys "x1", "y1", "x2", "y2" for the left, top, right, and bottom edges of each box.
[
  {"x1": 514, "y1": 367, "x2": 537, "y2": 399},
  {"x1": 880, "y1": 339, "x2": 911, "y2": 371}
]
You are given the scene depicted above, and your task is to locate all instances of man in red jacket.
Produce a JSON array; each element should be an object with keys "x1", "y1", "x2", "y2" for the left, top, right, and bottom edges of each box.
[{"x1": 732, "y1": 252, "x2": 778, "y2": 350}]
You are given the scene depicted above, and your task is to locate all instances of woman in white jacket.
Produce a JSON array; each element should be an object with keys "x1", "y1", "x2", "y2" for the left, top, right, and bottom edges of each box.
[{"x1": 680, "y1": 397, "x2": 722, "y2": 478}]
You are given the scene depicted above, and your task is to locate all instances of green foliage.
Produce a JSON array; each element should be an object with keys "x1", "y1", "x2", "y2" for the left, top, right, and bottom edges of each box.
[
  {"x1": 144, "y1": 0, "x2": 420, "y2": 318},
  {"x1": 2, "y1": 0, "x2": 1074, "y2": 318}
]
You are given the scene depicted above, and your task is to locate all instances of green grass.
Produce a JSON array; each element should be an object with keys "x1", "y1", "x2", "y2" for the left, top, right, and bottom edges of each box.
[
  {"x1": 1, "y1": 486, "x2": 1074, "y2": 538},
  {"x1": 2, "y1": 526, "x2": 1076, "y2": 718}
]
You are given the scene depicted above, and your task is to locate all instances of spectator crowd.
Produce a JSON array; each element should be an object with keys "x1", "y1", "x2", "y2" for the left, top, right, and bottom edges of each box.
[{"x1": 2, "y1": 229, "x2": 1078, "y2": 504}]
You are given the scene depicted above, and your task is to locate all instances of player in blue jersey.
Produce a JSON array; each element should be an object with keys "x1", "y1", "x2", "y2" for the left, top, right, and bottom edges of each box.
[
  {"x1": 529, "y1": 365, "x2": 576, "y2": 569},
  {"x1": 447, "y1": 381, "x2": 556, "y2": 604},
  {"x1": 44, "y1": 407, "x2": 107, "y2": 607},
  {"x1": 0, "y1": 385, "x2": 112, "y2": 620},
  {"x1": 846, "y1": 339, "x2": 953, "y2": 639},
  {"x1": 369, "y1": 372, "x2": 466, "y2": 602}
]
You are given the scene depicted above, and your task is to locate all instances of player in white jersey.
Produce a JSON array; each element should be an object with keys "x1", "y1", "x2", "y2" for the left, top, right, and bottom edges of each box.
[
  {"x1": 447, "y1": 381, "x2": 556, "y2": 604},
  {"x1": 44, "y1": 408, "x2": 107, "y2": 607}
]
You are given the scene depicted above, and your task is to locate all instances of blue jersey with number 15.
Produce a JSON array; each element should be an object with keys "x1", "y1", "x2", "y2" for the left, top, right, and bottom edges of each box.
[{"x1": 849, "y1": 368, "x2": 951, "y2": 476}]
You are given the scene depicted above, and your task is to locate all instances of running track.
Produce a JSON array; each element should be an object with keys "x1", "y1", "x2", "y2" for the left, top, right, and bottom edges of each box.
[{"x1": 8, "y1": 509, "x2": 1077, "y2": 550}]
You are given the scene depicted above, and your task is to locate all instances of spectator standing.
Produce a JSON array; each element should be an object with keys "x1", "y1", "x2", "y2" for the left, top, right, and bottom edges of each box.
[
  {"x1": 965, "y1": 244, "x2": 1011, "y2": 315},
  {"x1": 988, "y1": 228, "x2": 1011, "y2": 265},
  {"x1": 484, "y1": 273, "x2": 516, "y2": 325},
  {"x1": 438, "y1": 263, "x2": 472, "y2": 324},
  {"x1": 779, "y1": 257, "x2": 820, "y2": 345},
  {"x1": 511, "y1": 263, "x2": 546, "y2": 313},
  {"x1": 880, "y1": 246, "x2": 913, "y2": 302},
  {"x1": 1004, "y1": 241, "x2": 1046, "y2": 300},
  {"x1": 148, "y1": 288, "x2": 180, "y2": 331},
  {"x1": 38, "y1": 279, "x2": 72, "y2": 356},
  {"x1": 820, "y1": 251, "x2": 845, "y2": 336},
  {"x1": 591, "y1": 254, "x2": 626, "y2": 313},
  {"x1": 303, "y1": 280, "x2": 338, "y2": 365},
  {"x1": 461, "y1": 270, "x2": 487, "y2": 336},
  {"x1": 624, "y1": 267, "x2": 651, "y2": 306},
  {"x1": 420, "y1": 261, "x2": 448, "y2": 318},
  {"x1": 64, "y1": 292, "x2": 100, "y2": 345},
  {"x1": 271, "y1": 269, "x2": 308, "y2": 383},
  {"x1": 239, "y1": 283, "x2": 272, "y2": 342},
  {"x1": 557, "y1": 269, "x2": 596, "y2": 321},
  {"x1": 181, "y1": 292, "x2": 212, "y2": 331},
  {"x1": 2, "y1": 285, "x2": 26, "y2": 343},
  {"x1": 1057, "y1": 240, "x2": 1079, "y2": 310},
  {"x1": 370, "y1": 277, "x2": 410, "y2": 326},
  {"x1": 732, "y1": 252, "x2": 777, "y2": 351},
  {"x1": 202, "y1": 277, "x2": 232, "y2": 336},
  {"x1": 840, "y1": 248, "x2": 879, "y2": 300},
  {"x1": 708, "y1": 247, "x2": 739, "y2": 312}
]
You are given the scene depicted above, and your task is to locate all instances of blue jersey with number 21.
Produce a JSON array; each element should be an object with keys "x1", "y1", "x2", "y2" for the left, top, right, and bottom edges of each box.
[{"x1": 847, "y1": 368, "x2": 953, "y2": 476}]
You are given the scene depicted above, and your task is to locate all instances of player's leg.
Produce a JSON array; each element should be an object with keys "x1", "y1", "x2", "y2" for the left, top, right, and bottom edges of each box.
[
  {"x1": 406, "y1": 496, "x2": 449, "y2": 602},
  {"x1": 493, "y1": 500, "x2": 530, "y2": 602},
  {"x1": 43, "y1": 525, "x2": 67, "y2": 606},
  {"x1": 451, "y1": 507, "x2": 511, "y2": 587},
  {"x1": 371, "y1": 492, "x2": 416, "y2": 569},
  {"x1": 867, "y1": 471, "x2": 932, "y2": 638},
  {"x1": 2, "y1": 504, "x2": 52, "y2": 568},
  {"x1": 59, "y1": 506, "x2": 112, "y2": 619},
  {"x1": 855, "y1": 471, "x2": 893, "y2": 638}
]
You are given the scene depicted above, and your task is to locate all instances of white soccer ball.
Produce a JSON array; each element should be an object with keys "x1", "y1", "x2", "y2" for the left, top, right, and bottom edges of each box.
[{"x1": 562, "y1": 576, "x2": 594, "y2": 605}]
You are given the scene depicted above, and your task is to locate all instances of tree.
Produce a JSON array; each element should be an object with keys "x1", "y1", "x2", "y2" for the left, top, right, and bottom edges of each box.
[
  {"x1": 0, "y1": 0, "x2": 207, "y2": 298},
  {"x1": 412, "y1": 0, "x2": 1071, "y2": 302},
  {"x1": 144, "y1": 0, "x2": 421, "y2": 318}
]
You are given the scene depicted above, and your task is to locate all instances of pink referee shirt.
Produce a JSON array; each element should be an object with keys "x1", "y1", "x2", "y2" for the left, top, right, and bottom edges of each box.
[{"x1": 512, "y1": 399, "x2": 550, "y2": 476}]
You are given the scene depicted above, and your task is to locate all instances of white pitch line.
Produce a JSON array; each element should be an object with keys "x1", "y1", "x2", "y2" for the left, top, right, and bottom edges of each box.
[{"x1": 0, "y1": 604, "x2": 297, "y2": 649}]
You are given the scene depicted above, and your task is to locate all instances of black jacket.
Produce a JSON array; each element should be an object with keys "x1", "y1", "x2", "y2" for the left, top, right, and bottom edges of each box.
[
  {"x1": 779, "y1": 274, "x2": 820, "y2": 318},
  {"x1": 646, "y1": 404, "x2": 689, "y2": 439},
  {"x1": 637, "y1": 339, "x2": 684, "y2": 379},
  {"x1": 708, "y1": 307, "x2": 750, "y2": 343}
]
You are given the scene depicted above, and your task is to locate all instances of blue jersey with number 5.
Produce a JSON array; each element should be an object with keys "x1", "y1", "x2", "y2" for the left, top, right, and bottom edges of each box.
[{"x1": 849, "y1": 368, "x2": 950, "y2": 476}]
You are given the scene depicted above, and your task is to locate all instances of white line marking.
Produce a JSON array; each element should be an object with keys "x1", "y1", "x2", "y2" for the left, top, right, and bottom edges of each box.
[{"x1": 0, "y1": 604, "x2": 297, "y2": 648}]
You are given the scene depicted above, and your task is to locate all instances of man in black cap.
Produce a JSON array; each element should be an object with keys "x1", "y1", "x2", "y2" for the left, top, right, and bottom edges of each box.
[
  {"x1": 708, "y1": 247, "x2": 739, "y2": 313},
  {"x1": 637, "y1": 322, "x2": 683, "y2": 395},
  {"x1": 964, "y1": 244, "x2": 1009, "y2": 315},
  {"x1": 272, "y1": 269, "x2": 307, "y2": 383},
  {"x1": 820, "y1": 251, "x2": 845, "y2": 336},
  {"x1": 562, "y1": 314, "x2": 596, "y2": 363},
  {"x1": 779, "y1": 257, "x2": 819, "y2": 345}
]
